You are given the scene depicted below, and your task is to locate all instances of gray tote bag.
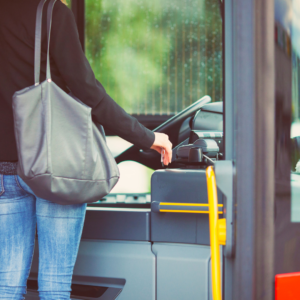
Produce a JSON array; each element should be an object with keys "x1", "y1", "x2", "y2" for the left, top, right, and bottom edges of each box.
[{"x1": 12, "y1": 0, "x2": 119, "y2": 205}]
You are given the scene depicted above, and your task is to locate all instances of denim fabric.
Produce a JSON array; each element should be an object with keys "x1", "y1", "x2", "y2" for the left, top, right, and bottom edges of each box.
[{"x1": 0, "y1": 175, "x2": 87, "y2": 300}]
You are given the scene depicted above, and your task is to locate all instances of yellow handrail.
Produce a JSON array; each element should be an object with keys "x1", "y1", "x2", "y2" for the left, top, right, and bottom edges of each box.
[
  {"x1": 206, "y1": 166, "x2": 227, "y2": 300},
  {"x1": 159, "y1": 202, "x2": 223, "y2": 214}
]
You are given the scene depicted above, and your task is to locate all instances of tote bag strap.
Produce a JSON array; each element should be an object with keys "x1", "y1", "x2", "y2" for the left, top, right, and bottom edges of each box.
[
  {"x1": 45, "y1": 0, "x2": 58, "y2": 82},
  {"x1": 33, "y1": 0, "x2": 57, "y2": 85},
  {"x1": 34, "y1": 0, "x2": 47, "y2": 86}
]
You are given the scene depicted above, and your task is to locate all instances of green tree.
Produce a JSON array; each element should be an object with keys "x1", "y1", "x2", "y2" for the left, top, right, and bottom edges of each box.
[{"x1": 85, "y1": 0, "x2": 222, "y2": 114}]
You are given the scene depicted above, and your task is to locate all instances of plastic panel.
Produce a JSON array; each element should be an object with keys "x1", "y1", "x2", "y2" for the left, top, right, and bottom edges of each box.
[
  {"x1": 275, "y1": 272, "x2": 300, "y2": 300},
  {"x1": 201, "y1": 102, "x2": 223, "y2": 114},
  {"x1": 27, "y1": 240, "x2": 155, "y2": 300},
  {"x1": 74, "y1": 240, "x2": 155, "y2": 300},
  {"x1": 151, "y1": 169, "x2": 223, "y2": 245},
  {"x1": 82, "y1": 210, "x2": 150, "y2": 241},
  {"x1": 152, "y1": 243, "x2": 212, "y2": 300}
]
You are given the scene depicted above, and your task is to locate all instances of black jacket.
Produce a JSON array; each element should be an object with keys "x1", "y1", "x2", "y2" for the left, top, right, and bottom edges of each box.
[{"x1": 0, "y1": 0, "x2": 154, "y2": 161}]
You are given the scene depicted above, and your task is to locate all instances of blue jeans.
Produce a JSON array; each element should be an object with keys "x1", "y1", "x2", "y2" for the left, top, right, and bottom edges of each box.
[{"x1": 0, "y1": 175, "x2": 87, "y2": 300}]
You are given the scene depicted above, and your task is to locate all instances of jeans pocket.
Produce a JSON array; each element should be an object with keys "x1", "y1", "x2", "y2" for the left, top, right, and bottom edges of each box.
[{"x1": 15, "y1": 175, "x2": 32, "y2": 195}]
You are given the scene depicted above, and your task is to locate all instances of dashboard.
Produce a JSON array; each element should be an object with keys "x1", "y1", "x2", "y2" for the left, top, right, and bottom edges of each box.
[{"x1": 89, "y1": 100, "x2": 224, "y2": 208}]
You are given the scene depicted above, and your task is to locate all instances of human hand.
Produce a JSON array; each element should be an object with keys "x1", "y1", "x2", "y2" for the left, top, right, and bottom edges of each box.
[{"x1": 150, "y1": 132, "x2": 172, "y2": 166}]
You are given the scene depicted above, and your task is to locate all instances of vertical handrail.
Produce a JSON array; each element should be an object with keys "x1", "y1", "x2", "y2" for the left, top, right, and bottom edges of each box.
[{"x1": 206, "y1": 166, "x2": 226, "y2": 300}]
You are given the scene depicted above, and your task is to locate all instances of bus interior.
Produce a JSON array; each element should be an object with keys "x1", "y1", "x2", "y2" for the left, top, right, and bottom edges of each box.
[{"x1": 25, "y1": 0, "x2": 300, "y2": 299}]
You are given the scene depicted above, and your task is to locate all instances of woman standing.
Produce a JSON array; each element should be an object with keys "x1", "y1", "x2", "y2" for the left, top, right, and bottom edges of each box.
[{"x1": 0, "y1": 0, "x2": 172, "y2": 299}]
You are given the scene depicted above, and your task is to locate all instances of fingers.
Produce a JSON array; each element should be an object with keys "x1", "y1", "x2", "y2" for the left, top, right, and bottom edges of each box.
[
  {"x1": 151, "y1": 132, "x2": 173, "y2": 166},
  {"x1": 164, "y1": 150, "x2": 171, "y2": 165},
  {"x1": 162, "y1": 138, "x2": 172, "y2": 165},
  {"x1": 164, "y1": 143, "x2": 172, "y2": 165}
]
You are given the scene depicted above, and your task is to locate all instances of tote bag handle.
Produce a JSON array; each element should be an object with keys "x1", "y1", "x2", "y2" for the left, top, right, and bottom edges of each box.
[
  {"x1": 46, "y1": 0, "x2": 57, "y2": 82},
  {"x1": 34, "y1": 0, "x2": 47, "y2": 85},
  {"x1": 34, "y1": 0, "x2": 57, "y2": 85}
]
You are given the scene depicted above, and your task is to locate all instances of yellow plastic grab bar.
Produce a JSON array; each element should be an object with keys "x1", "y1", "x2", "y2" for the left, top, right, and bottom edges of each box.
[
  {"x1": 158, "y1": 202, "x2": 223, "y2": 214},
  {"x1": 206, "y1": 166, "x2": 227, "y2": 300}
]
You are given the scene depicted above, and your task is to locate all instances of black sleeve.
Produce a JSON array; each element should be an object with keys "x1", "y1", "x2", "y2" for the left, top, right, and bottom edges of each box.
[{"x1": 49, "y1": 2, "x2": 155, "y2": 149}]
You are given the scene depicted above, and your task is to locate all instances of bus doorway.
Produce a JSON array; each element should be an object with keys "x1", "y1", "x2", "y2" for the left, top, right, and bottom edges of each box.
[
  {"x1": 25, "y1": 0, "x2": 225, "y2": 299},
  {"x1": 23, "y1": 0, "x2": 300, "y2": 299}
]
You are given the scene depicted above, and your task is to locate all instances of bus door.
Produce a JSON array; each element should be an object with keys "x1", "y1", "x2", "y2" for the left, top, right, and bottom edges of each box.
[
  {"x1": 221, "y1": 0, "x2": 300, "y2": 300},
  {"x1": 25, "y1": 96, "x2": 225, "y2": 300},
  {"x1": 25, "y1": 0, "x2": 225, "y2": 299}
]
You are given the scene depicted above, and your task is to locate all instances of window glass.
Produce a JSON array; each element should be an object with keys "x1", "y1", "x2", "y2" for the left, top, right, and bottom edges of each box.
[
  {"x1": 85, "y1": 0, "x2": 223, "y2": 115},
  {"x1": 277, "y1": 0, "x2": 300, "y2": 222},
  {"x1": 111, "y1": 161, "x2": 154, "y2": 194},
  {"x1": 85, "y1": 0, "x2": 223, "y2": 199},
  {"x1": 291, "y1": 1, "x2": 300, "y2": 222},
  {"x1": 105, "y1": 136, "x2": 153, "y2": 194}
]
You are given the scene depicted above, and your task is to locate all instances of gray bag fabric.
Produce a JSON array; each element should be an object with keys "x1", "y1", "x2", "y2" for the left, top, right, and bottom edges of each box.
[{"x1": 12, "y1": 0, "x2": 119, "y2": 205}]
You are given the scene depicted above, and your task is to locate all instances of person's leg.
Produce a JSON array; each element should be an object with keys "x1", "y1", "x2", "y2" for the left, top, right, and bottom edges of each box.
[
  {"x1": 35, "y1": 196, "x2": 86, "y2": 300},
  {"x1": 0, "y1": 175, "x2": 36, "y2": 300}
]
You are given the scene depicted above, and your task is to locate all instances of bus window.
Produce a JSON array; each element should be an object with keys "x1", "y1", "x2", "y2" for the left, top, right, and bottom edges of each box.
[
  {"x1": 85, "y1": 0, "x2": 223, "y2": 115},
  {"x1": 84, "y1": 0, "x2": 223, "y2": 200},
  {"x1": 106, "y1": 136, "x2": 153, "y2": 194},
  {"x1": 111, "y1": 161, "x2": 153, "y2": 194},
  {"x1": 290, "y1": 2, "x2": 300, "y2": 222},
  {"x1": 274, "y1": 0, "x2": 300, "y2": 277}
]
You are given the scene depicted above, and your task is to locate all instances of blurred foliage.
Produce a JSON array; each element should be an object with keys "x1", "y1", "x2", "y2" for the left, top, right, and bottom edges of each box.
[{"x1": 85, "y1": 0, "x2": 222, "y2": 114}]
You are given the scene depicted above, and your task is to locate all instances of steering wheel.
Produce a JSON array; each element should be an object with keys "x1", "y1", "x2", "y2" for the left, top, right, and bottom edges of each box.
[{"x1": 116, "y1": 95, "x2": 211, "y2": 170}]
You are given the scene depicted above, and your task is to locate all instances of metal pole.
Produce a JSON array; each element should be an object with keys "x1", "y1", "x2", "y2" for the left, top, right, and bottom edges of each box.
[{"x1": 232, "y1": 0, "x2": 275, "y2": 299}]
